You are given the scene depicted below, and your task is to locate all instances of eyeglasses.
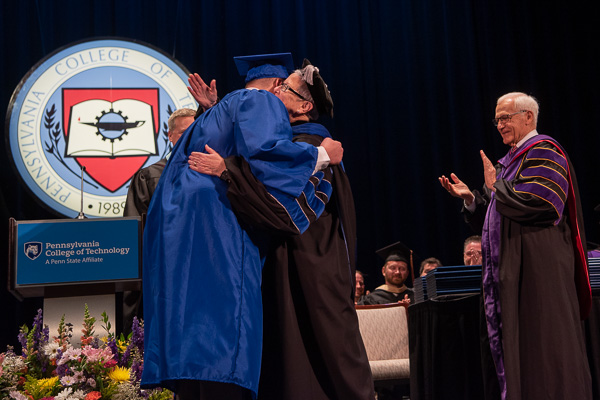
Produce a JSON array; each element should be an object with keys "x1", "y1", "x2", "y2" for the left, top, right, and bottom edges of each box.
[
  {"x1": 492, "y1": 110, "x2": 527, "y2": 127},
  {"x1": 464, "y1": 250, "x2": 482, "y2": 257},
  {"x1": 280, "y1": 83, "x2": 309, "y2": 101}
]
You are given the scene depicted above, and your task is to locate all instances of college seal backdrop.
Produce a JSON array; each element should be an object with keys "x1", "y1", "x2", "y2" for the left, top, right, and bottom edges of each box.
[{"x1": 5, "y1": 38, "x2": 195, "y2": 218}]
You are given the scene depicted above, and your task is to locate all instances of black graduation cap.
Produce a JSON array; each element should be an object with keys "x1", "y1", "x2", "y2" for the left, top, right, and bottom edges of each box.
[
  {"x1": 376, "y1": 241, "x2": 417, "y2": 284},
  {"x1": 297, "y1": 59, "x2": 334, "y2": 118},
  {"x1": 234, "y1": 52, "x2": 294, "y2": 83}
]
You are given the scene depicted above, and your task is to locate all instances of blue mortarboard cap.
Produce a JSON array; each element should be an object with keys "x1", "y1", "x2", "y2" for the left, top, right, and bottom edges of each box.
[{"x1": 234, "y1": 52, "x2": 294, "y2": 83}]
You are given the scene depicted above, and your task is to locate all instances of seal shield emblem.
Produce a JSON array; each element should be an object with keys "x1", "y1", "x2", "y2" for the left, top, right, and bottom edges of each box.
[{"x1": 62, "y1": 88, "x2": 160, "y2": 192}]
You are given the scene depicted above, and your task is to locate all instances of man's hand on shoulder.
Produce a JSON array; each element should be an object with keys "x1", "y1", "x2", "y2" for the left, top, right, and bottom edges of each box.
[{"x1": 189, "y1": 145, "x2": 226, "y2": 177}]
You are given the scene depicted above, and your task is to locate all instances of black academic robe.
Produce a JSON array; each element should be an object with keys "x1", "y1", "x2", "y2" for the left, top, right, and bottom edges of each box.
[
  {"x1": 358, "y1": 285, "x2": 414, "y2": 305},
  {"x1": 223, "y1": 125, "x2": 375, "y2": 400},
  {"x1": 124, "y1": 159, "x2": 167, "y2": 217},
  {"x1": 464, "y1": 137, "x2": 592, "y2": 400},
  {"x1": 120, "y1": 158, "x2": 167, "y2": 332}
]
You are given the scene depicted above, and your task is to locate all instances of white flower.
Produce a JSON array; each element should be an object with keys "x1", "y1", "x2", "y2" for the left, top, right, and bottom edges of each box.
[
  {"x1": 1, "y1": 354, "x2": 27, "y2": 386},
  {"x1": 72, "y1": 369, "x2": 85, "y2": 382},
  {"x1": 87, "y1": 377, "x2": 97, "y2": 387},
  {"x1": 113, "y1": 381, "x2": 144, "y2": 400},
  {"x1": 43, "y1": 342, "x2": 61, "y2": 359},
  {"x1": 60, "y1": 375, "x2": 77, "y2": 386},
  {"x1": 57, "y1": 347, "x2": 81, "y2": 365},
  {"x1": 55, "y1": 387, "x2": 73, "y2": 400},
  {"x1": 2, "y1": 354, "x2": 26, "y2": 372},
  {"x1": 54, "y1": 387, "x2": 85, "y2": 400},
  {"x1": 9, "y1": 391, "x2": 29, "y2": 400}
]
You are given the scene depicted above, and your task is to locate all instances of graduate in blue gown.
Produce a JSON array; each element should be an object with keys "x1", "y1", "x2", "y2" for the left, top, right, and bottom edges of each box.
[
  {"x1": 141, "y1": 54, "x2": 341, "y2": 399},
  {"x1": 189, "y1": 59, "x2": 375, "y2": 400}
]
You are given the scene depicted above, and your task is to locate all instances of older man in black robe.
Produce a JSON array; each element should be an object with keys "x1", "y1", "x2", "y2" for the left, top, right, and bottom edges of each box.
[{"x1": 440, "y1": 92, "x2": 592, "y2": 399}]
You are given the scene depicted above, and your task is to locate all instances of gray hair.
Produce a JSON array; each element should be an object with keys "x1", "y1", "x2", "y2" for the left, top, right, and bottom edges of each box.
[
  {"x1": 167, "y1": 108, "x2": 197, "y2": 132},
  {"x1": 292, "y1": 69, "x2": 319, "y2": 121},
  {"x1": 497, "y1": 92, "x2": 539, "y2": 125},
  {"x1": 463, "y1": 235, "x2": 482, "y2": 251}
]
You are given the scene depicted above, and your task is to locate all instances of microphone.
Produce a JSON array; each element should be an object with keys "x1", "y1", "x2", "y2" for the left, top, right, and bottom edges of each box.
[{"x1": 76, "y1": 166, "x2": 87, "y2": 219}]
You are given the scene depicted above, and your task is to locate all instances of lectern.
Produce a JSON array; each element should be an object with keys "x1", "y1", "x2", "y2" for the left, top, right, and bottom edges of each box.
[{"x1": 8, "y1": 217, "x2": 142, "y2": 342}]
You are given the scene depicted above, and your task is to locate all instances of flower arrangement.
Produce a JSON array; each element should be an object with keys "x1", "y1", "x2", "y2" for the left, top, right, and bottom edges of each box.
[{"x1": 0, "y1": 306, "x2": 172, "y2": 400}]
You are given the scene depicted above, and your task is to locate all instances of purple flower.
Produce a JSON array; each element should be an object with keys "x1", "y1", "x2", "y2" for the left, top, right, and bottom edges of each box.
[
  {"x1": 31, "y1": 309, "x2": 49, "y2": 365},
  {"x1": 131, "y1": 317, "x2": 144, "y2": 352},
  {"x1": 43, "y1": 324, "x2": 50, "y2": 343},
  {"x1": 32, "y1": 309, "x2": 44, "y2": 345},
  {"x1": 55, "y1": 362, "x2": 70, "y2": 378},
  {"x1": 131, "y1": 358, "x2": 143, "y2": 382},
  {"x1": 107, "y1": 337, "x2": 118, "y2": 354},
  {"x1": 54, "y1": 348, "x2": 69, "y2": 377},
  {"x1": 17, "y1": 330, "x2": 27, "y2": 352}
]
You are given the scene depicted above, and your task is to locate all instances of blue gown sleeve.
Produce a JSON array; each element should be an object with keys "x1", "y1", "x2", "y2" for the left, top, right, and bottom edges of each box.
[
  {"x1": 221, "y1": 155, "x2": 332, "y2": 235},
  {"x1": 232, "y1": 90, "x2": 318, "y2": 198}
]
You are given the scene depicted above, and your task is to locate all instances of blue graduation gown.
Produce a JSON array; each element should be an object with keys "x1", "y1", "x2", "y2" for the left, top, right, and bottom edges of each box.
[{"x1": 140, "y1": 89, "x2": 318, "y2": 396}]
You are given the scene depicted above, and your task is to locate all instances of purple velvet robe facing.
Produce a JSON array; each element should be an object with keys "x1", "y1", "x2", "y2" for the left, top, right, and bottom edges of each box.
[{"x1": 469, "y1": 134, "x2": 592, "y2": 400}]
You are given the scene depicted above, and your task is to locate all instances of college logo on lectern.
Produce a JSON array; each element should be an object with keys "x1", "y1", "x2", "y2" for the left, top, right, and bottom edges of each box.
[
  {"x1": 6, "y1": 38, "x2": 196, "y2": 218},
  {"x1": 24, "y1": 242, "x2": 42, "y2": 261}
]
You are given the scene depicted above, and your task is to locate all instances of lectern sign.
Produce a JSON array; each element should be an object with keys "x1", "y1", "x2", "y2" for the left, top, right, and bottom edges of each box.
[
  {"x1": 11, "y1": 218, "x2": 141, "y2": 298},
  {"x1": 6, "y1": 38, "x2": 194, "y2": 218}
]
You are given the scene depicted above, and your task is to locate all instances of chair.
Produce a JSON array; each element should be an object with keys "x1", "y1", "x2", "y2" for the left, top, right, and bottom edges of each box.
[{"x1": 355, "y1": 303, "x2": 410, "y2": 386}]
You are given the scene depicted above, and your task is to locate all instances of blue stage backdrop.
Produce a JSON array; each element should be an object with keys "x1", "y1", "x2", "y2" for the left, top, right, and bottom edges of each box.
[{"x1": 1, "y1": 0, "x2": 599, "y2": 348}]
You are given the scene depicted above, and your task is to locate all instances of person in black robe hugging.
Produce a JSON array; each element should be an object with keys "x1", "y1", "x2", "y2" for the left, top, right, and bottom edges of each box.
[{"x1": 189, "y1": 60, "x2": 375, "y2": 400}]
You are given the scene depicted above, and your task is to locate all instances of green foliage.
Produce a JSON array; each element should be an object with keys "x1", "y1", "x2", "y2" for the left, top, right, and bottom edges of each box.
[{"x1": 23, "y1": 375, "x2": 60, "y2": 399}]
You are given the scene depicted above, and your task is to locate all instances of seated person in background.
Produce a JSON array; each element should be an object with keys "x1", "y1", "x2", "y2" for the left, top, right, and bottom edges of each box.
[
  {"x1": 358, "y1": 242, "x2": 415, "y2": 305},
  {"x1": 463, "y1": 235, "x2": 482, "y2": 266},
  {"x1": 355, "y1": 270, "x2": 370, "y2": 304},
  {"x1": 420, "y1": 257, "x2": 442, "y2": 276}
]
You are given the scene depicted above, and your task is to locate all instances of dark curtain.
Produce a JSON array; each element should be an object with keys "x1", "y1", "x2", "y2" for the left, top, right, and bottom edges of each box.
[{"x1": 1, "y1": 0, "x2": 599, "y2": 348}]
